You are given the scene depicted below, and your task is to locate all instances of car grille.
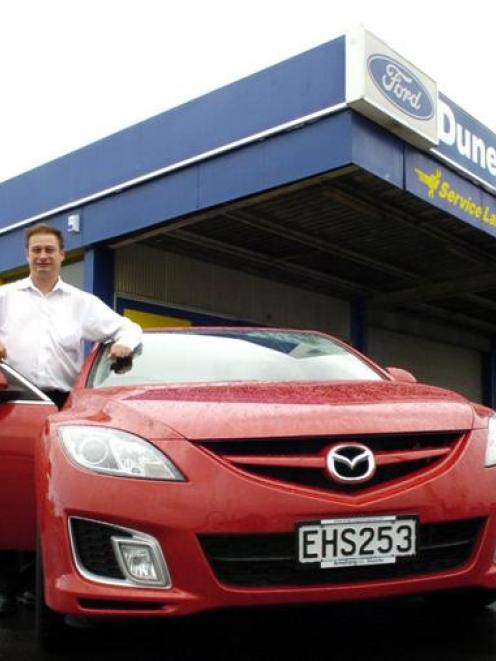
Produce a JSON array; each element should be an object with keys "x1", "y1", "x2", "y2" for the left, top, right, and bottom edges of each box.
[
  {"x1": 70, "y1": 518, "x2": 129, "y2": 580},
  {"x1": 199, "y1": 518, "x2": 484, "y2": 587},
  {"x1": 197, "y1": 432, "x2": 463, "y2": 493}
]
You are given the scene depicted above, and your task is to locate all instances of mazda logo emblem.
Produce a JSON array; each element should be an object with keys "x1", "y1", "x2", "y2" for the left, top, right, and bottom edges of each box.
[{"x1": 326, "y1": 443, "x2": 375, "y2": 483}]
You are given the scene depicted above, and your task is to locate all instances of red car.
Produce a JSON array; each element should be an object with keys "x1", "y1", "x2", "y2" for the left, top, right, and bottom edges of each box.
[{"x1": 1, "y1": 328, "x2": 495, "y2": 645}]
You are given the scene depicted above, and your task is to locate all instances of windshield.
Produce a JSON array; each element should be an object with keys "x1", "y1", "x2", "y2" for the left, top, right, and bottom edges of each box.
[{"x1": 89, "y1": 330, "x2": 383, "y2": 388}]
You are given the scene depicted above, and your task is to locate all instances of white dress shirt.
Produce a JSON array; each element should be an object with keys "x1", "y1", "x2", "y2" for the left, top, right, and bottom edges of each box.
[{"x1": 0, "y1": 277, "x2": 142, "y2": 391}]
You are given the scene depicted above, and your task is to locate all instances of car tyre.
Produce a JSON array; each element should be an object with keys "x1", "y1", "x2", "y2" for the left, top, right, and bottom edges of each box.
[{"x1": 35, "y1": 538, "x2": 68, "y2": 650}]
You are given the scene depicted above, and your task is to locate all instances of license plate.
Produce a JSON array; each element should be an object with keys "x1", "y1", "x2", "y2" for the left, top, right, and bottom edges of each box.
[{"x1": 297, "y1": 515, "x2": 416, "y2": 568}]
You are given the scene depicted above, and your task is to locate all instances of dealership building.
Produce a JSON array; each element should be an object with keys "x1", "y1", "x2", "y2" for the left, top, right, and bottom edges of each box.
[{"x1": 1, "y1": 29, "x2": 495, "y2": 405}]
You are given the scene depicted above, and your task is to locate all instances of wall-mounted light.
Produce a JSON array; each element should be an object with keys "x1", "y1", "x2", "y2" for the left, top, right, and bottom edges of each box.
[{"x1": 67, "y1": 213, "x2": 81, "y2": 233}]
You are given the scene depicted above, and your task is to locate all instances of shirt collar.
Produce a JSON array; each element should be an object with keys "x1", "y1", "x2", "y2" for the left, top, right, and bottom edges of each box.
[{"x1": 18, "y1": 276, "x2": 68, "y2": 294}]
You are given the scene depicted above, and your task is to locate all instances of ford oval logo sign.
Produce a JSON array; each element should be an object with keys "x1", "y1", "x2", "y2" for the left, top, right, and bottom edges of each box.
[{"x1": 367, "y1": 54, "x2": 434, "y2": 120}]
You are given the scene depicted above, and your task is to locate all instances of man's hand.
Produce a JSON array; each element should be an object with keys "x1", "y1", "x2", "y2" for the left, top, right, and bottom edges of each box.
[
  {"x1": 108, "y1": 343, "x2": 133, "y2": 375},
  {"x1": 0, "y1": 342, "x2": 6, "y2": 361},
  {"x1": 108, "y1": 343, "x2": 132, "y2": 360}
]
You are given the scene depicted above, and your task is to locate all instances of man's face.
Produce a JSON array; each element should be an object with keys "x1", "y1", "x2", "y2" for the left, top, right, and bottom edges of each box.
[{"x1": 26, "y1": 233, "x2": 65, "y2": 280}]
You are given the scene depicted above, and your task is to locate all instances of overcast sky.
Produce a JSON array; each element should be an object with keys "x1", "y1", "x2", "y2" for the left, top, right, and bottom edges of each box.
[{"x1": 1, "y1": 0, "x2": 494, "y2": 184}]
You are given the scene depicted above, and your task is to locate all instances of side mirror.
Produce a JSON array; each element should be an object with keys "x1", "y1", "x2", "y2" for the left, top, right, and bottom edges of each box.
[
  {"x1": 0, "y1": 371, "x2": 8, "y2": 390},
  {"x1": 386, "y1": 367, "x2": 417, "y2": 383}
]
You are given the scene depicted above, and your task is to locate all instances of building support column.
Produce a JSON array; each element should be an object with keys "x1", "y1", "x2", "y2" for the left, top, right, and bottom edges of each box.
[
  {"x1": 350, "y1": 298, "x2": 368, "y2": 354},
  {"x1": 482, "y1": 336, "x2": 496, "y2": 409},
  {"x1": 83, "y1": 246, "x2": 115, "y2": 308}
]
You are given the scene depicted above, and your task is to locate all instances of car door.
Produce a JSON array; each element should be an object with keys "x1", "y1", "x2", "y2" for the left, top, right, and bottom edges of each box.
[{"x1": 0, "y1": 363, "x2": 56, "y2": 550}]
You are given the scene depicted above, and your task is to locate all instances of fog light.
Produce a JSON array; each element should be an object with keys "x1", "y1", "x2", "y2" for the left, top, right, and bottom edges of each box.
[
  {"x1": 121, "y1": 544, "x2": 158, "y2": 580},
  {"x1": 112, "y1": 537, "x2": 170, "y2": 587}
]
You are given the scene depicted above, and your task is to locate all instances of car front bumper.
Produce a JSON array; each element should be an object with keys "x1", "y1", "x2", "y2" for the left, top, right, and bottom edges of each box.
[{"x1": 37, "y1": 429, "x2": 496, "y2": 617}]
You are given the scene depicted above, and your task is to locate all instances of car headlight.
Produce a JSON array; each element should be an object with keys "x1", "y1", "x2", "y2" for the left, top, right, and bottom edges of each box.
[
  {"x1": 485, "y1": 415, "x2": 496, "y2": 467},
  {"x1": 58, "y1": 426, "x2": 185, "y2": 481}
]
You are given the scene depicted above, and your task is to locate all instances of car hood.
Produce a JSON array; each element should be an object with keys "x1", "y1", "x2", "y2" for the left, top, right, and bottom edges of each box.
[{"x1": 69, "y1": 381, "x2": 475, "y2": 440}]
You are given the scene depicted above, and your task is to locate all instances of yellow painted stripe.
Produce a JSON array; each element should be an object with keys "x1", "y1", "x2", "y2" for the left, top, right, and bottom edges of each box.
[{"x1": 123, "y1": 308, "x2": 192, "y2": 328}]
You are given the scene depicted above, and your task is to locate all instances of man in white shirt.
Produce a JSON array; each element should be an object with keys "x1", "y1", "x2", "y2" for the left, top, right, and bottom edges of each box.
[
  {"x1": 0, "y1": 222, "x2": 142, "y2": 614},
  {"x1": 0, "y1": 223, "x2": 142, "y2": 408}
]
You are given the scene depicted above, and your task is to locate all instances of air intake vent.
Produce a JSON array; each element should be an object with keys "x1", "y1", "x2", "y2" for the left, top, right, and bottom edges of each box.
[
  {"x1": 70, "y1": 518, "x2": 130, "y2": 580},
  {"x1": 199, "y1": 517, "x2": 484, "y2": 587}
]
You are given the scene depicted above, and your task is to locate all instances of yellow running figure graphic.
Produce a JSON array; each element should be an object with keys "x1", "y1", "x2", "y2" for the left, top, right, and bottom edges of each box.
[{"x1": 414, "y1": 167, "x2": 442, "y2": 198}]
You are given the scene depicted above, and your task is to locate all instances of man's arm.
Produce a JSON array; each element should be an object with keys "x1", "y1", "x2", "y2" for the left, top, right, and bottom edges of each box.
[
  {"x1": 0, "y1": 342, "x2": 6, "y2": 361},
  {"x1": 108, "y1": 342, "x2": 134, "y2": 359},
  {"x1": 82, "y1": 294, "x2": 143, "y2": 356}
]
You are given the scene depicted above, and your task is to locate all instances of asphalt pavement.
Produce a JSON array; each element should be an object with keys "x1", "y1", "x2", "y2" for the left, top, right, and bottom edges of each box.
[{"x1": 1, "y1": 598, "x2": 496, "y2": 660}]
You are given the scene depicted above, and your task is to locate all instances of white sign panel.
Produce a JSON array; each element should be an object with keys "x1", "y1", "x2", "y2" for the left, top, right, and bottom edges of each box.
[{"x1": 346, "y1": 28, "x2": 438, "y2": 148}]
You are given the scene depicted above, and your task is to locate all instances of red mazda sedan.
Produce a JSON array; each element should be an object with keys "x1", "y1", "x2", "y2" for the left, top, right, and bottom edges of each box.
[{"x1": 1, "y1": 328, "x2": 496, "y2": 644}]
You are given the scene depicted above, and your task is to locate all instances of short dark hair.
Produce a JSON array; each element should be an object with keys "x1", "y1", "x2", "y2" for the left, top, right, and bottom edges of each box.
[{"x1": 25, "y1": 223, "x2": 64, "y2": 250}]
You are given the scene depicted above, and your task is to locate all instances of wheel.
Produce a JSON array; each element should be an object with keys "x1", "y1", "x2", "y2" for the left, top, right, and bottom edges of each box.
[
  {"x1": 35, "y1": 538, "x2": 68, "y2": 650},
  {"x1": 423, "y1": 589, "x2": 496, "y2": 613}
]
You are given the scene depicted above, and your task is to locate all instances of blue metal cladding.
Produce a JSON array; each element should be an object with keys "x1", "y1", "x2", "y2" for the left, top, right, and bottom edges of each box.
[
  {"x1": 84, "y1": 112, "x2": 353, "y2": 245},
  {"x1": 351, "y1": 113, "x2": 404, "y2": 188},
  {"x1": 196, "y1": 113, "x2": 353, "y2": 210},
  {"x1": 0, "y1": 111, "x2": 353, "y2": 271},
  {"x1": 0, "y1": 232, "x2": 25, "y2": 272},
  {"x1": 0, "y1": 36, "x2": 345, "y2": 230}
]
